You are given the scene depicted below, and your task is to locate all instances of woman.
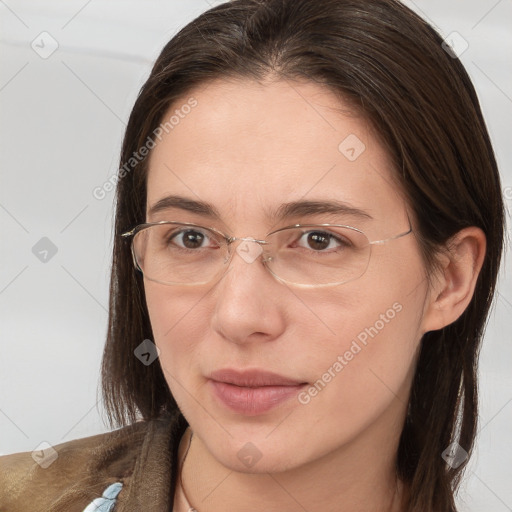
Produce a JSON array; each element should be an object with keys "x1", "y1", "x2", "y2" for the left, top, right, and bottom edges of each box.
[{"x1": 0, "y1": 0, "x2": 504, "y2": 510}]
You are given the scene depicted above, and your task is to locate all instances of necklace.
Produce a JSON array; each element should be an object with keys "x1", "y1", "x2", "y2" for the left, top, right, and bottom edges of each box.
[{"x1": 177, "y1": 429, "x2": 399, "y2": 512}]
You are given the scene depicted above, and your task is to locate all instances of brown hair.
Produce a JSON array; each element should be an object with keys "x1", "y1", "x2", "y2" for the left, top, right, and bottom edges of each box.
[{"x1": 100, "y1": 1, "x2": 505, "y2": 510}]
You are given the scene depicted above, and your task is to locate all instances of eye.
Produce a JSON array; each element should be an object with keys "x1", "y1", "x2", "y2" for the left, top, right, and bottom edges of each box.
[
  {"x1": 168, "y1": 228, "x2": 216, "y2": 250},
  {"x1": 295, "y1": 230, "x2": 350, "y2": 252}
]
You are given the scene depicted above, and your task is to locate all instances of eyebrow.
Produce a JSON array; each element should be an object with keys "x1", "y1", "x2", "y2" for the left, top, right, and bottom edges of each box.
[{"x1": 147, "y1": 195, "x2": 373, "y2": 223}]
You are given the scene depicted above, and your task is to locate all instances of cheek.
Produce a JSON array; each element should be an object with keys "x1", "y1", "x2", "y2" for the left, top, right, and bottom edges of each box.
[
  {"x1": 144, "y1": 282, "x2": 217, "y2": 420},
  {"x1": 144, "y1": 282, "x2": 207, "y2": 377},
  {"x1": 290, "y1": 305, "x2": 419, "y2": 454},
  {"x1": 303, "y1": 294, "x2": 419, "y2": 379},
  {"x1": 297, "y1": 259, "x2": 427, "y2": 426}
]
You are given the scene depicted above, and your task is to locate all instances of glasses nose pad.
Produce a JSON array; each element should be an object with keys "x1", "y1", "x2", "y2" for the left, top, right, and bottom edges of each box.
[{"x1": 261, "y1": 253, "x2": 273, "y2": 264}]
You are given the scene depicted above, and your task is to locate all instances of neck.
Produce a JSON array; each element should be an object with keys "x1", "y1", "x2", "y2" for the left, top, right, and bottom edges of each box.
[{"x1": 177, "y1": 405, "x2": 408, "y2": 512}]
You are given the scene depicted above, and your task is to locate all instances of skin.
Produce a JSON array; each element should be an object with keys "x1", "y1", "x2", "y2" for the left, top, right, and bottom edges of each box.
[{"x1": 142, "y1": 77, "x2": 486, "y2": 512}]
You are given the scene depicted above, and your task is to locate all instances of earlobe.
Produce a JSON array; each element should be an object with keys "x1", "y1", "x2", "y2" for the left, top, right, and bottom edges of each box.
[{"x1": 421, "y1": 227, "x2": 486, "y2": 333}]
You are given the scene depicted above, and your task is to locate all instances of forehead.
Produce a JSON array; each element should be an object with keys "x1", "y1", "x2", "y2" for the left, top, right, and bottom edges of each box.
[{"x1": 145, "y1": 78, "x2": 405, "y2": 229}]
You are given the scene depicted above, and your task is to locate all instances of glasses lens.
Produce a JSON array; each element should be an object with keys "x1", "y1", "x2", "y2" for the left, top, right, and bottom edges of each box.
[
  {"x1": 266, "y1": 225, "x2": 370, "y2": 286},
  {"x1": 132, "y1": 223, "x2": 226, "y2": 285}
]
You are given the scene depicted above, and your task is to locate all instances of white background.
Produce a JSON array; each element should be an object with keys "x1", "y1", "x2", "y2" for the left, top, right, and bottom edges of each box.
[{"x1": 0, "y1": 1, "x2": 511, "y2": 510}]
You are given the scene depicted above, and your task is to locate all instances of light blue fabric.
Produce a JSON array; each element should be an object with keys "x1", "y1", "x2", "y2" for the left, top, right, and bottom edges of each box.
[{"x1": 82, "y1": 482, "x2": 123, "y2": 512}]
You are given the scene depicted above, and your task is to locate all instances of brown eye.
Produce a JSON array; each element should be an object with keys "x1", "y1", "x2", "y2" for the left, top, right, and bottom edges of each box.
[
  {"x1": 170, "y1": 229, "x2": 209, "y2": 249},
  {"x1": 182, "y1": 230, "x2": 205, "y2": 249},
  {"x1": 297, "y1": 230, "x2": 348, "y2": 252},
  {"x1": 307, "y1": 232, "x2": 330, "y2": 250}
]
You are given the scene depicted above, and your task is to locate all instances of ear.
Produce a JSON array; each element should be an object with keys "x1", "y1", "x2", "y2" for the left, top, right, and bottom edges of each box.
[{"x1": 421, "y1": 227, "x2": 486, "y2": 333}]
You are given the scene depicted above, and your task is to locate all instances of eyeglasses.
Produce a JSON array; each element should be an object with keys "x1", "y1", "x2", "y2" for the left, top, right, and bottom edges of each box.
[{"x1": 121, "y1": 220, "x2": 413, "y2": 288}]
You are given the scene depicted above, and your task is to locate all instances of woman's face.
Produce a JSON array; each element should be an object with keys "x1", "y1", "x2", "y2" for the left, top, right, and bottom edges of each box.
[{"x1": 144, "y1": 78, "x2": 430, "y2": 474}]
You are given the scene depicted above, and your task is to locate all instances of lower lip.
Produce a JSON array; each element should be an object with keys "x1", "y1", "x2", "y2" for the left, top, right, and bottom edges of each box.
[{"x1": 209, "y1": 380, "x2": 307, "y2": 416}]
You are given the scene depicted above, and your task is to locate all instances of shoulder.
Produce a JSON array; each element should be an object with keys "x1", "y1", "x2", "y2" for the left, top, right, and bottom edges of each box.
[{"x1": 0, "y1": 412, "x2": 183, "y2": 512}]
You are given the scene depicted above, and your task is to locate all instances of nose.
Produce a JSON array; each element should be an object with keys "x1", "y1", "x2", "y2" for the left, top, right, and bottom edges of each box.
[{"x1": 211, "y1": 238, "x2": 286, "y2": 346}]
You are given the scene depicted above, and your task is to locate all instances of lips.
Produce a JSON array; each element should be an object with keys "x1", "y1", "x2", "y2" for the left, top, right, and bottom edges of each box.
[
  {"x1": 208, "y1": 368, "x2": 308, "y2": 415},
  {"x1": 209, "y1": 368, "x2": 305, "y2": 387}
]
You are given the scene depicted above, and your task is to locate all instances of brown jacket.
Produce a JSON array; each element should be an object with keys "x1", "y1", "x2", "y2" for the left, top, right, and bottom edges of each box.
[{"x1": 0, "y1": 410, "x2": 188, "y2": 512}]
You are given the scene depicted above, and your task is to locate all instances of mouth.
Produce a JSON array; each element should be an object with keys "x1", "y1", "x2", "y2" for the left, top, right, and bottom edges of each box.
[{"x1": 208, "y1": 368, "x2": 308, "y2": 416}]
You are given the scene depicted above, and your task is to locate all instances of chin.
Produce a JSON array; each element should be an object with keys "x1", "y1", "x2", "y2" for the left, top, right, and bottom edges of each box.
[{"x1": 202, "y1": 434, "x2": 305, "y2": 475}]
